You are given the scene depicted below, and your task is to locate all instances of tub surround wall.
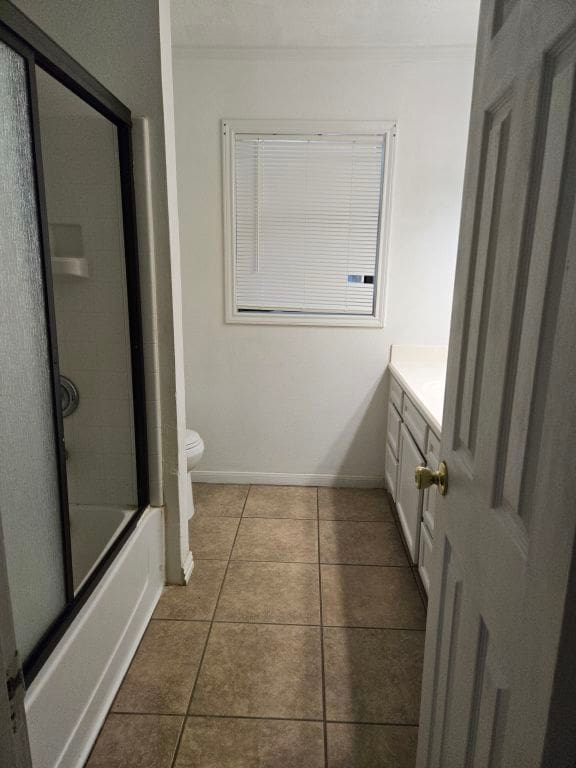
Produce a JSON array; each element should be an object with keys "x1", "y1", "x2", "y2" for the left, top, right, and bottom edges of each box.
[{"x1": 173, "y1": 47, "x2": 474, "y2": 484}]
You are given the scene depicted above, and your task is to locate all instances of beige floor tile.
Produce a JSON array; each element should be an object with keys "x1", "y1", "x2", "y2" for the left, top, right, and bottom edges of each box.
[
  {"x1": 321, "y1": 565, "x2": 425, "y2": 629},
  {"x1": 153, "y1": 560, "x2": 228, "y2": 621},
  {"x1": 112, "y1": 620, "x2": 209, "y2": 714},
  {"x1": 86, "y1": 714, "x2": 182, "y2": 768},
  {"x1": 320, "y1": 520, "x2": 407, "y2": 565},
  {"x1": 193, "y1": 483, "x2": 249, "y2": 517},
  {"x1": 243, "y1": 485, "x2": 317, "y2": 519},
  {"x1": 175, "y1": 717, "x2": 325, "y2": 768},
  {"x1": 190, "y1": 623, "x2": 323, "y2": 719},
  {"x1": 189, "y1": 515, "x2": 240, "y2": 560},
  {"x1": 231, "y1": 518, "x2": 318, "y2": 563},
  {"x1": 327, "y1": 723, "x2": 418, "y2": 768},
  {"x1": 319, "y1": 487, "x2": 393, "y2": 522},
  {"x1": 215, "y1": 561, "x2": 320, "y2": 624},
  {"x1": 324, "y1": 627, "x2": 424, "y2": 724}
]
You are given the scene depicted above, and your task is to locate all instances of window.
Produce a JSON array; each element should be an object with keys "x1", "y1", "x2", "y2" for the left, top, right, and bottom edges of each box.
[{"x1": 223, "y1": 120, "x2": 395, "y2": 326}]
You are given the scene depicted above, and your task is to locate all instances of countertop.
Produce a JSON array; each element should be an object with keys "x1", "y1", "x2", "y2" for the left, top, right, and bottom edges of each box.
[{"x1": 388, "y1": 345, "x2": 448, "y2": 435}]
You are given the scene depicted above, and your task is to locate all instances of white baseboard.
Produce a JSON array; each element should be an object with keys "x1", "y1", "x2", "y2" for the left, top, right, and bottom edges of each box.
[
  {"x1": 190, "y1": 470, "x2": 384, "y2": 488},
  {"x1": 25, "y1": 507, "x2": 165, "y2": 768},
  {"x1": 181, "y1": 550, "x2": 195, "y2": 584}
]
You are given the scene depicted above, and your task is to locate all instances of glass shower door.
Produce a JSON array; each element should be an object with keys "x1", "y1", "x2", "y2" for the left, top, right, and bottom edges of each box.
[
  {"x1": 1, "y1": 5, "x2": 148, "y2": 686},
  {"x1": 0, "y1": 40, "x2": 69, "y2": 662}
]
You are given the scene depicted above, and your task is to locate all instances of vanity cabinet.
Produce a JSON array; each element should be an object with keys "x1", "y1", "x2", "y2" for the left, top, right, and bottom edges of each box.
[{"x1": 385, "y1": 371, "x2": 441, "y2": 589}]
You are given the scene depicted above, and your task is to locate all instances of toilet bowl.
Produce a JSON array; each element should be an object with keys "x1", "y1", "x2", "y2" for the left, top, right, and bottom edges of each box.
[{"x1": 185, "y1": 429, "x2": 205, "y2": 519}]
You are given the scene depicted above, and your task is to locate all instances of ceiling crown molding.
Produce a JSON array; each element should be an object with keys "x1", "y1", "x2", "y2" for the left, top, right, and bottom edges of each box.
[{"x1": 171, "y1": 45, "x2": 476, "y2": 63}]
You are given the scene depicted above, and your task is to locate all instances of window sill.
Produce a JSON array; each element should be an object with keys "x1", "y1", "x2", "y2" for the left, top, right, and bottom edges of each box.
[{"x1": 225, "y1": 310, "x2": 384, "y2": 328}]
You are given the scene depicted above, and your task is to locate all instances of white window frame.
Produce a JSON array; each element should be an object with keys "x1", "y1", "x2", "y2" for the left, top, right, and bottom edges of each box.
[{"x1": 222, "y1": 119, "x2": 396, "y2": 327}]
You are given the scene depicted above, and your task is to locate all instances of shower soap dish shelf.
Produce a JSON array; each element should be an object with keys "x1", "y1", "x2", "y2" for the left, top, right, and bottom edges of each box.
[{"x1": 51, "y1": 256, "x2": 89, "y2": 278}]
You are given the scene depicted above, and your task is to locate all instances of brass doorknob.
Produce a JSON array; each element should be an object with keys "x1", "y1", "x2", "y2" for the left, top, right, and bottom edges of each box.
[{"x1": 415, "y1": 461, "x2": 448, "y2": 496}]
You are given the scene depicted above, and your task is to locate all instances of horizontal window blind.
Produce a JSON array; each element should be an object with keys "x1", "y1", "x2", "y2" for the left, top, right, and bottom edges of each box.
[{"x1": 234, "y1": 134, "x2": 386, "y2": 315}]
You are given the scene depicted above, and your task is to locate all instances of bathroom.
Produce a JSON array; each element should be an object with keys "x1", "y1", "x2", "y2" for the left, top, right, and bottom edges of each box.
[{"x1": 2, "y1": 1, "x2": 576, "y2": 767}]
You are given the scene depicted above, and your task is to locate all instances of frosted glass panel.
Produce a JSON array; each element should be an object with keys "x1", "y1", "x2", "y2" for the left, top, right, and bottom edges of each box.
[{"x1": 0, "y1": 41, "x2": 66, "y2": 659}]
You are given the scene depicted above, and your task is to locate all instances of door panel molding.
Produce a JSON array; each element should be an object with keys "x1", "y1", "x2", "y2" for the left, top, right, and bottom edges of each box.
[{"x1": 456, "y1": 93, "x2": 512, "y2": 460}]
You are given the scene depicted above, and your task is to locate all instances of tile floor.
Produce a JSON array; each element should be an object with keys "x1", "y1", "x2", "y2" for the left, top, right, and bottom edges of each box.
[{"x1": 86, "y1": 485, "x2": 426, "y2": 768}]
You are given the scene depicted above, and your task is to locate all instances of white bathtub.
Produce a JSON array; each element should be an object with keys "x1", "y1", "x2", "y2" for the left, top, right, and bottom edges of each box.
[
  {"x1": 69, "y1": 504, "x2": 135, "y2": 591},
  {"x1": 26, "y1": 506, "x2": 164, "y2": 768}
]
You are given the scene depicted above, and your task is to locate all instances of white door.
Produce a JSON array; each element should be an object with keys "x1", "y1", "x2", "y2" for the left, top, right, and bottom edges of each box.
[{"x1": 417, "y1": 1, "x2": 576, "y2": 766}]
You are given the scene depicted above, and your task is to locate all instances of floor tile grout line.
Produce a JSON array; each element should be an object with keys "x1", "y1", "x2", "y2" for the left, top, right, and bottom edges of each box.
[
  {"x1": 108, "y1": 710, "x2": 420, "y2": 728},
  {"x1": 316, "y1": 488, "x2": 329, "y2": 768},
  {"x1": 168, "y1": 491, "x2": 249, "y2": 768},
  {"x1": 195, "y1": 557, "x2": 411, "y2": 567},
  {"x1": 195, "y1": 513, "x2": 397, "y2": 523},
  {"x1": 194, "y1": 558, "x2": 412, "y2": 568},
  {"x1": 327, "y1": 718, "x2": 420, "y2": 728},
  {"x1": 150, "y1": 616, "x2": 426, "y2": 632},
  {"x1": 240, "y1": 485, "x2": 252, "y2": 518},
  {"x1": 320, "y1": 562, "x2": 413, "y2": 570},
  {"x1": 166, "y1": 611, "x2": 211, "y2": 766}
]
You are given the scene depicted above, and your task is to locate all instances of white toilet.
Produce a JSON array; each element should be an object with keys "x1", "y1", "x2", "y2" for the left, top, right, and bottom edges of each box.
[{"x1": 185, "y1": 429, "x2": 205, "y2": 519}]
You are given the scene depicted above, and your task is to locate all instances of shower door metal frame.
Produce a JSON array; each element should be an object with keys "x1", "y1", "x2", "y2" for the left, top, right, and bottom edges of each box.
[{"x1": 0, "y1": 2, "x2": 150, "y2": 685}]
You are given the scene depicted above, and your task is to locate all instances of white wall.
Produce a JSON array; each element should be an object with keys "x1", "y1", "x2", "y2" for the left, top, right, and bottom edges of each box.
[
  {"x1": 14, "y1": 0, "x2": 191, "y2": 582},
  {"x1": 174, "y1": 48, "x2": 474, "y2": 484}
]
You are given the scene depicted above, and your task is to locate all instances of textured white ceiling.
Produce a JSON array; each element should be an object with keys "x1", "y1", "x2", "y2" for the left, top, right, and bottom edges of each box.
[{"x1": 170, "y1": 0, "x2": 480, "y2": 49}]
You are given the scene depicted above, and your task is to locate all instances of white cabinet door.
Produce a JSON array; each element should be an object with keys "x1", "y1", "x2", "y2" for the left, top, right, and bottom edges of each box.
[
  {"x1": 386, "y1": 401, "x2": 402, "y2": 458},
  {"x1": 423, "y1": 431, "x2": 440, "y2": 533},
  {"x1": 384, "y1": 440, "x2": 398, "y2": 501},
  {"x1": 396, "y1": 423, "x2": 424, "y2": 563}
]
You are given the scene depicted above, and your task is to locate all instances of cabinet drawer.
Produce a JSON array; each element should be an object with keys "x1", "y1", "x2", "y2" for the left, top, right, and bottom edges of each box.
[
  {"x1": 402, "y1": 396, "x2": 428, "y2": 453},
  {"x1": 418, "y1": 520, "x2": 433, "y2": 596},
  {"x1": 385, "y1": 441, "x2": 399, "y2": 502},
  {"x1": 389, "y1": 375, "x2": 403, "y2": 414},
  {"x1": 387, "y1": 401, "x2": 402, "y2": 458}
]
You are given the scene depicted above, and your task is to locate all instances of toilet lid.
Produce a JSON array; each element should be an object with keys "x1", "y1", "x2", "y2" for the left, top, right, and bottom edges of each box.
[{"x1": 185, "y1": 429, "x2": 202, "y2": 449}]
